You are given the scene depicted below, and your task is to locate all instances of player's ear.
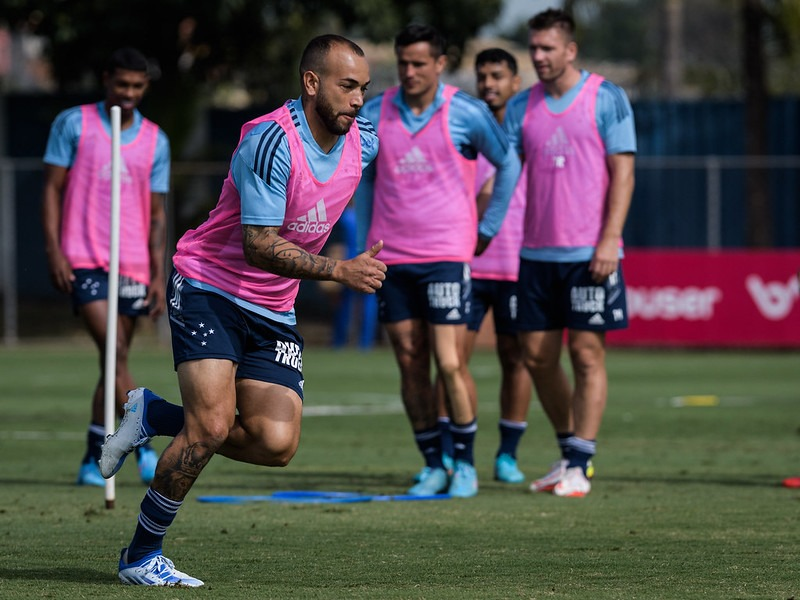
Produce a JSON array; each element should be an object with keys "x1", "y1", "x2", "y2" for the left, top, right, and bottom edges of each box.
[{"x1": 302, "y1": 70, "x2": 320, "y2": 97}]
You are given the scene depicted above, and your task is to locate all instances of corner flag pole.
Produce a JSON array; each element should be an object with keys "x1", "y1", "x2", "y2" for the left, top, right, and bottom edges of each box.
[{"x1": 104, "y1": 105, "x2": 122, "y2": 509}]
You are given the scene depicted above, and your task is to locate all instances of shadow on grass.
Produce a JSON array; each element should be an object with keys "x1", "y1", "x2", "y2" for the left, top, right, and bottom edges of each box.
[
  {"x1": 0, "y1": 566, "x2": 116, "y2": 584},
  {"x1": 594, "y1": 473, "x2": 789, "y2": 488},
  {"x1": 1, "y1": 471, "x2": 792, "y2": 492},
  {"x1": 195, "y1": 469, "x2": 410, "y2": 493}
]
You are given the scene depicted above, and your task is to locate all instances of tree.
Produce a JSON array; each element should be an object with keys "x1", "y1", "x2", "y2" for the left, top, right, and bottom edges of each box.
[
  {"x1": 3, "y1": 0, "x2": 501, "y2": 156},
  {"x1": 742, "y1": 0, "x2": 769, "y2": 247}
]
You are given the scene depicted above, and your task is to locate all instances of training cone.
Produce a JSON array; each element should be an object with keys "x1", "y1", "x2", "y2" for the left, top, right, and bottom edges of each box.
[{"x1": 782, "y1": 477, "x2": 800, "y2": 489}]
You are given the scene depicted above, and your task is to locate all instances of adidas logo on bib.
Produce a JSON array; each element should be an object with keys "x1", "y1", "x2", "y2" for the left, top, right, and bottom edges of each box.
[{"x1": 287, "y1": 199, "x2": 331, "y2": 234}]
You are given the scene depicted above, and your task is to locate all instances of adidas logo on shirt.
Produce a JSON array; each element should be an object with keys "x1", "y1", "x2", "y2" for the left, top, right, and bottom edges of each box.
[
  {"x1": 287, "y1": 199, "x2": 331, "y2": 234},
  {"x1": 395, "y1": 146, "x2": 433, "y2": 174},
  {"x1": 544, "y1": 126, "x2": 574, "y2": 169},
  {"x1": 100, "y1": 157, "x2": 133, "y2": 184}
]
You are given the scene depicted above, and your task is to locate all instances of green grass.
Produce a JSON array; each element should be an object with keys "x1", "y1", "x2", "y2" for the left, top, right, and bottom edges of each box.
[{"x1": 1, "y1": 337, "x2": 799, "y2": 599}]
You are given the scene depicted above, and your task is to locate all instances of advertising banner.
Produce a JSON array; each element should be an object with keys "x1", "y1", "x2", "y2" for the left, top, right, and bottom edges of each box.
[{"x1": 611, "y1": 250, "x2": 800, "y2": 348}]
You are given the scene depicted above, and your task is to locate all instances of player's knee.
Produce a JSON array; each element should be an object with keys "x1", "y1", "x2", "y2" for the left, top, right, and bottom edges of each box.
[
  {"x1": 436, "y1": 356, "x2": 461, "y2": 379},
  {"x1": 186, "y1": 420, "x2": 230, "y2": 453},
  {"x1": 259, "y1": 437, "x2": 299, "y2": 467},
  {"x1": 523, "y1": 351, "x2": 554, "y2": 373},
  {"x1": 253, "y1": 426, "x2": 299, "y2": 467},
  {"x1": 568, "y1": 344, "x2": 605, "y2": 374},
  {"x1": 267, "y1": 445, "x2": 297, "y2": 467}
]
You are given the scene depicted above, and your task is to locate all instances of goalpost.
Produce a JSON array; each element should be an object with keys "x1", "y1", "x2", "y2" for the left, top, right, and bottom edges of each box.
[{"x1": 104, "y1": 105, "x2": 122, "y2": 509}]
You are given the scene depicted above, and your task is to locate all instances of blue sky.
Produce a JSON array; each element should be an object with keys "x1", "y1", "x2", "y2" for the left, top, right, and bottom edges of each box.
[{"x1": 481, "y1": 0, "x2": 561, "y2": 36}]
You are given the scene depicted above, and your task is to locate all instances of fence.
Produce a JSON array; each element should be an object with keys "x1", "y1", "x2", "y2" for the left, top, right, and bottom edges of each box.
[{"x1": 2, "y1": 155, "x2": 799, "y2": 346}]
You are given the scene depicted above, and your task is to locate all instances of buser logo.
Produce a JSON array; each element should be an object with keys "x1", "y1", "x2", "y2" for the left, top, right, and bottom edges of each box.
[{"x1": 287, "y1": 199, "x2": 331, "y2": 234}]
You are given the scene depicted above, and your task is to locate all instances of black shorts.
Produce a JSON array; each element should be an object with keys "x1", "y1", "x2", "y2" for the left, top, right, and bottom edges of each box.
[
  {"x1": 467, "y1": 278, "x2": 519, "y2": 335},
  {"x1": 377, "y1": 262, "x2": 471, "y2": 325},
  {"x1": 71, "y1": 268, "x2": 149, "y2": 317},
  {"x1": 167, "y1": 271, "x2": 305, "y2": 399},
  {"x1": 517, "y1": 259, "x2": 628, "y2": 332}
]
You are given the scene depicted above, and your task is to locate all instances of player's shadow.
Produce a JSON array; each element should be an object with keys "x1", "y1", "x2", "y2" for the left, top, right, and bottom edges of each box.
[
  {"x1": 590, "y1": 473, "x2": 788, "y2": 488},
  {"x1": 196, "y1": 468, "x2": 413, "y2": 494},
  {"x1": 0, "y1": 566, "x2": 116, "y2": 584}
]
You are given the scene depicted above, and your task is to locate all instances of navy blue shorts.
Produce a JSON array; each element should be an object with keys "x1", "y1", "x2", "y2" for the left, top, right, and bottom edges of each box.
[
  {"x1": 467, "y1": 278, "x2": 519, "y2": 335},
  {"x1": 377, "y1": 262, "x2": 471, "y2": 325},
  {"x1": 517, "y1": 259, "x2": 628, "y2": 332},
  {"x1": 71, "y1": 268, "x2": 149, "y2": 317},
  {"x1": 167, "y1": 271, "x2": 305, "y2": 399}
]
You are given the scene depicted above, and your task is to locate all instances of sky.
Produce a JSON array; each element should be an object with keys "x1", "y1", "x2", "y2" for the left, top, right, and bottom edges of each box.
[{"x1": 481, "y1": 0, "x2": 560, "y2": 37}]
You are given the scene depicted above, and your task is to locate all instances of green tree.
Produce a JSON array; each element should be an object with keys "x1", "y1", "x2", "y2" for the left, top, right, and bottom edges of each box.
[{"x1": 4, "y1": 0, "x2": 500, "y2": 157}]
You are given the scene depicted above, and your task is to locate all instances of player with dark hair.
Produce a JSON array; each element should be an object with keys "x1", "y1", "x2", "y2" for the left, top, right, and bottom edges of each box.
[
  {"x1": 468, "y1": 47, "x2": 533, "y2": 483},
  {"x1": 355, "y1": 24, "x2": 521, "y2": 498},
  {"x1": 99, "y1": 34, "x2": 385, "y2": 586},
  {"x1": 41, "y1": 46, "x2": 170, "y2": 487},
  {"x1": 504, "y1": 8, "x2": 637, "y2": 497}
]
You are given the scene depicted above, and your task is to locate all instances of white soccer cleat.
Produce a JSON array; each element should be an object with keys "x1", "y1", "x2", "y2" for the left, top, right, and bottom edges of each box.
[
  {"x1": 528, "y1": 459, "x2": 567, "y2": 493},
  {"x1": 99, "y1": 388, "x2": 156, "y2": 478},
  {"x1": 118, "y1": 549, "x2": 203, "y2": 587},
  {"x1": 553, "y1": 466, "x2": 592, "y2": 498}
]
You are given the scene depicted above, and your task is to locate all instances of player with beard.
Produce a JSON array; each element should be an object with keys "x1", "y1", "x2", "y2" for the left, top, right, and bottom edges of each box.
[
  {"x1": 99, "y1": 34, "x2": 385, "y2": 586},
  {"x1": 504, "y1": 9, "x2": 636, "y2": 498}
]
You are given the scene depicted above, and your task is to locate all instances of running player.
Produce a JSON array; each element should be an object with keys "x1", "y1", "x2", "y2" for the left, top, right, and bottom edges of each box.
[{"x1": 99, "y1": 35, "x2": 385, "y2": 586}]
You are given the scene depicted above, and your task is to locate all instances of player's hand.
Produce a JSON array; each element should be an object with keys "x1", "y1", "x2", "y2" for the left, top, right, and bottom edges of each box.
[
  {"x1": 335, "y1": 240, "x2": 387, "y2": 294},
  {"x1": 46, "y1": 250, "x2": 75, "y2": 294},
  {"x1": 588, "y1": 238, "x2": 619, "y2": 283},
  {"x1": 474, "y1": 235, "x2": 492, "y2": 257},
  {"x1": 145, "y1": 280, "x2": 166, "y2": 320}
]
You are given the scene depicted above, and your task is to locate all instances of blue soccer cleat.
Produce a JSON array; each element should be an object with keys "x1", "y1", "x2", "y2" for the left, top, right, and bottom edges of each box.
[
  {"x1": 494, "y1": 453, "x2": 525, "y2": 484},
  {"x1": 412, "y1": 453, "x2": 454, "y2": 483},
  {"x1": 76, "y1": 461, "x2": 105, "y2": 487},
  {"x1": 408, "y1": 467, "x2": 449, "y2": 496},
  {"x1": 448, "y1": 461, "x2": 478, "y2": 498},
  {"x1": 136, "y1": 446, "x2": 158, "y2": 484},
  {"x1": 118, "y1": 549, "x2": 203, "y2": 587}
]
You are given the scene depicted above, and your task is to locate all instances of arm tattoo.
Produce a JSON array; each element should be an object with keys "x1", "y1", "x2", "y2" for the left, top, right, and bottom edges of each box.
[{"x1": 242, "y1": 225, "x2": 337, "y2": 281}]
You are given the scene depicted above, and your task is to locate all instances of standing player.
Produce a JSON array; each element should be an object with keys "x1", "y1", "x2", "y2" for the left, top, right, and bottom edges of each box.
[
  {"x1": 99, "y1": 35, "x2": 385, "y2": 586},
  {"x1": 469, "y1": 48, "x2": 533, "y2": 484},
  {"x1": 355, "y1": 24, "x2": 521, "y2": 498},
  {"x1": 41, "y1": 47, "x2": 170, "y2": 487},
  {"x1": 504, "y1": 9, "x2": 637, "y2": 497}
]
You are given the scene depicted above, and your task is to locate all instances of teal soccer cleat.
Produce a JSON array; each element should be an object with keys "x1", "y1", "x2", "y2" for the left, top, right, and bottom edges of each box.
[
  {"x1": 408, "y1": 467, "x2": 449, "y2": 496},
  {"x1": 448, "y1": 461, "x2": 478, "y2": 498},
  {"x1": 494, "y1": 453, "x2": 525, "y2": 484},
  {"x1": 76, "y1": 461, "x2": 105, "y2": 487}
]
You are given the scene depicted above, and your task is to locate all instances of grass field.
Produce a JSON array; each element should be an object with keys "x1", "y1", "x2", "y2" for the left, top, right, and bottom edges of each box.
[{"x1": 1, "y1": 336, "x2": 799, "y2": 599}]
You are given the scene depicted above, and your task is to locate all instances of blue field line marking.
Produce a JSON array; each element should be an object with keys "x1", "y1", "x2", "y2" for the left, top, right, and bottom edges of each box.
[
  {"x1": 371, "y1": 494, "x2": 451, "y2": 501},
  {"x1": 196, "y1": 495, "x2": 275, "y2": 504},
  {"x1": 271, "y1": 490, "x2": 363, "y2": 499},
  {"x1": 196, "y1": 490, "x2": 452, "y2": 504}
]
